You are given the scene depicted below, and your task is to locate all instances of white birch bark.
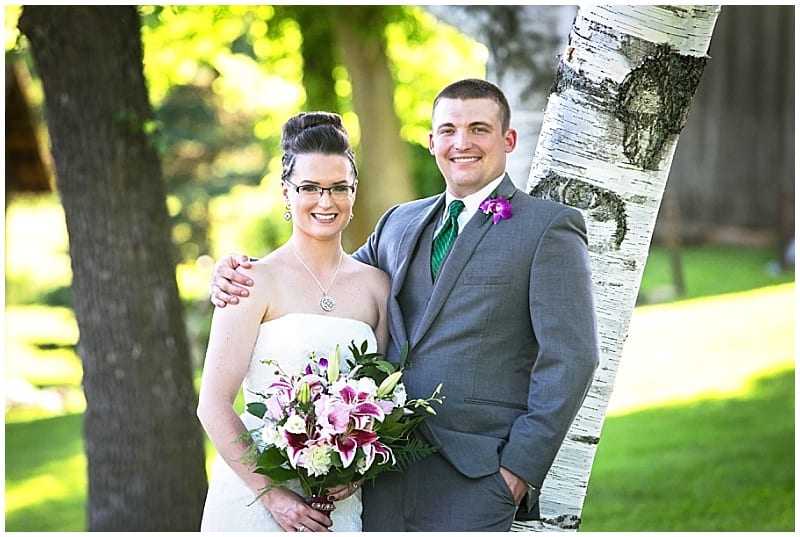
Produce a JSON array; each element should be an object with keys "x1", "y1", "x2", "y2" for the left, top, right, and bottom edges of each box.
[{"x1": 516, "y1": 5, "x2": 722, "y2": 531}]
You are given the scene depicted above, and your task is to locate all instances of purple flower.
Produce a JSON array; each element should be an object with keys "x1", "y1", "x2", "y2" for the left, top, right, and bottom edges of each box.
[{"x1": 480, "y1": 195, "x2": 513, "y2": 224}]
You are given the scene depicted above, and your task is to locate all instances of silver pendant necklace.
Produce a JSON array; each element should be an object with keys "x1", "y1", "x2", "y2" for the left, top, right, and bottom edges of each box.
[{"x1": 289, "y1": 243, "x2": 344, "y2": 312}]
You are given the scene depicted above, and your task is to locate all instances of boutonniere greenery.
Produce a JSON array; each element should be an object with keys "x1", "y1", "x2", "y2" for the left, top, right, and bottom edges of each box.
[{"x1": 480, "y1": 191, "x2": 515, "y2": 224}]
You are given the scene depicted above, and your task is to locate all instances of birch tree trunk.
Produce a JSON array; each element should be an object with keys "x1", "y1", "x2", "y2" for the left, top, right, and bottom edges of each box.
[{"x1": 519, "y1": 5, "x2": 722, "y2": 531}]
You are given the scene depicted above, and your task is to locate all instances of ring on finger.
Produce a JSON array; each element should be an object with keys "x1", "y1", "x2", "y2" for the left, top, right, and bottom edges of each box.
[{"x1": 296, "y1": 525, "x2": 305, "y2": 532}]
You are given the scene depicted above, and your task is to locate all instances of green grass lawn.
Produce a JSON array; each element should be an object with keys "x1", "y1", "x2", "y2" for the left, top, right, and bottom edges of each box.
[
  {"x1": 4, "y1": 243, "x2": 795, "y2": 531},
  {"x1": 581, "y1": 368, "x2": 794, "y2": 531}
]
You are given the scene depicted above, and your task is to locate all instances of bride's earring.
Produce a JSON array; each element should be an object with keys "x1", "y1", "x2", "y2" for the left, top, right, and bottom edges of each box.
[
  {"x1": 284, "y1": 204, "x2": 292, "y2": 221},
  {"x1": 349, "y1": 213, "x2": 354, "y2": 221}
]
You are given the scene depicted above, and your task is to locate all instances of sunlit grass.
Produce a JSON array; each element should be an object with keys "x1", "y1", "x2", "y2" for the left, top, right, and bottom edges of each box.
[
  {"x1": 4, "y1": 413, "x2": 87, "y2": 531},
  {"x1": 636, "y1": 244, "x2": 793, "y2": 303},
  {"x1": 608, "y1": 283, "x2": 794, "y2": 415},
  {"x1": 582, "y1": 368, "x2": 794, "y2": 531}
]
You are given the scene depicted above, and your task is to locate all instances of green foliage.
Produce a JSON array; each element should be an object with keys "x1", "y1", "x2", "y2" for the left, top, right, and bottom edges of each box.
[
  {"x1": 8, "y1": 5, "x2": 484, "y2": 264},
  {"x1": 345, "y1": 339, "x2": 397, "y2": 384},
  {"x1": 140, "y1": 5, "x2": 301, "y2": 261}
]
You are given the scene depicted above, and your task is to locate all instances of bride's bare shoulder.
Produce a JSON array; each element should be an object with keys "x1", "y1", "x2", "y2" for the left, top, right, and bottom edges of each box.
[
  {"x1": 238, "y1": 249, "x2": 289, "y2": 290},
  {"x1": 347, "y1": 257, "x2": 389, "y2": 291}
]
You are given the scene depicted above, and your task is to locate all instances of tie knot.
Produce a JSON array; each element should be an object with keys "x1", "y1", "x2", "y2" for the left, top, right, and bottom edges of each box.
[{"x1": 447, "y1": 200, "x2": 465, "y2": 219}]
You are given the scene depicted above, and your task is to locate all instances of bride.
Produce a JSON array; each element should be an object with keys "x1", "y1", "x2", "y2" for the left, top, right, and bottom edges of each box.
[{"x1": 197, "y1": 112, "x2": 390, "y2": 532}]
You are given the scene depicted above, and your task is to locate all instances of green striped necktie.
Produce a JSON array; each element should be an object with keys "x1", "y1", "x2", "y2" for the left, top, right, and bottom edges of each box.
[{"x1": 431, "y1": 199, "x2": 465, "y2": 279}]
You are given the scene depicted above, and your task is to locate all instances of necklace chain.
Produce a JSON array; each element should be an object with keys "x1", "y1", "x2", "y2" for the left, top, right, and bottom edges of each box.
[{"x1": 288, "y1": 243, "x2": 343, "y2": 312}]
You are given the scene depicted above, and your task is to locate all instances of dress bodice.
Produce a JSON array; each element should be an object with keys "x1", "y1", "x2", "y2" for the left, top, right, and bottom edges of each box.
[
  {"x1": 242, "y1": 313, "x2": 378, "y2": 406},
  {"x1": 202, "y1": 312, "x2": 373, "y2": 531}
]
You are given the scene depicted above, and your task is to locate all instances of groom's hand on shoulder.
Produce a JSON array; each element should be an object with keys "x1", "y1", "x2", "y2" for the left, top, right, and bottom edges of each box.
[{"x1": 209, "y1": 253, "x2": 254, "y2": 308}]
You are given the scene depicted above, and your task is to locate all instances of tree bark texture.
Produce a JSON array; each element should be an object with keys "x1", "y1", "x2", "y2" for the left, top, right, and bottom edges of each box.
[
  {"x1": 332, "y1": 6, "x2": 417, "y2": 251},
  {"x1": 520, "y1": 5, "x2": 721, "y2": 531},
  {"x1": 19, "y1": 6, "x2": 208, "y2": 530}
]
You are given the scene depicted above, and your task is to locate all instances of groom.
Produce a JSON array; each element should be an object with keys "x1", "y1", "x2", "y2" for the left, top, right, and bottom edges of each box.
[{"x1": 210, "y1": 79, "x2": 599, "y2": 531}]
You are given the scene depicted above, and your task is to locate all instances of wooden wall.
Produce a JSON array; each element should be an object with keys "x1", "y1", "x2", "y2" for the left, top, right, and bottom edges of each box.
[{"x1": 658, "y1": 5, "x2": 795, "y2": 249}]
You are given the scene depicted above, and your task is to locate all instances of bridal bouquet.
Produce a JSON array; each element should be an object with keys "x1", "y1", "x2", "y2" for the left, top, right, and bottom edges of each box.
[{"x1": 244, "y1": 340, "x2": 443, "y2": 509}]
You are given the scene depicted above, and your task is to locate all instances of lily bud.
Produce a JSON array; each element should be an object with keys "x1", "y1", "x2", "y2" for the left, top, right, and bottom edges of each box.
[
  {"x1": 376, "y1": 371, "x2": 403, "y2": 398},
  {"x1": 296, "y1": 382, "x2": 310, "y2": 404},
  {"x1": 327, "y1": 345, "x2": 341, "y2": 384}
]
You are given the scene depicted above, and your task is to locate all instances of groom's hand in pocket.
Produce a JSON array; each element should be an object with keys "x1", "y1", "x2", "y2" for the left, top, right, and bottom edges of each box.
[{"x1": 499, "y1": 467, "x2": 529, "y2": 505}]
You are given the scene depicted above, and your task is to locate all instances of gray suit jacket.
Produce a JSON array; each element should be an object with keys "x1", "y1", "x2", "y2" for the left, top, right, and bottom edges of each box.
[{"x1": 353, "y1": 175, "x2": 599, "y2": 518}]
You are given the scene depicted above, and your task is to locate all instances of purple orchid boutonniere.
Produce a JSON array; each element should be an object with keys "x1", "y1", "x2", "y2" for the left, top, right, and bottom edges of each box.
[{"x1": 480, "y1": 192, "x2": 514, "y2": 224}]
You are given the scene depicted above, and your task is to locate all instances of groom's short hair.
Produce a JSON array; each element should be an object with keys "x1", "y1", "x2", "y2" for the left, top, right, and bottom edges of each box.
[{"x1": 433, "y1": 79, "x2": 511, "y2": 131}]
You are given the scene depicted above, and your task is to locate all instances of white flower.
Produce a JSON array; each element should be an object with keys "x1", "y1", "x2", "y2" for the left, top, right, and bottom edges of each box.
[
  {"x1": 283, "y1": 414, "x2": 307, "y2": 435},
  {"x1": 356, "y1": 456, "x2": 369, "y2": 475},
  {"x1": 391, "y1": 383, "x2": 407, "y2": 407},
  {"x1": 261, "y1": 425, "x2": 287, "y2": 449},
  {"x1": 355, "y1": 376, "x2": 378, "y2": 397},
  {"x1": 305, "y1": 445, "x2": 334, "y2": 477}
]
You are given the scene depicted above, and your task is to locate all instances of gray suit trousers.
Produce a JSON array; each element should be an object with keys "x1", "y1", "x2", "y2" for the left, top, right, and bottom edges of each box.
[{"x1": 362, "y1": 452, "x2": 518, "y2": 531}]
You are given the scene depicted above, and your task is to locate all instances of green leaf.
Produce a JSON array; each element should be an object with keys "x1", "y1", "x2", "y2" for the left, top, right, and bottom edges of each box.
[
  {"x1": 255, "y1": 465, "x2": 297, "y2": 482},
  {"x1": 246, "y1": 402, "x2": 267, "y2": 419},
  {"x1": 257, "y1": 446, "x2": 288, "y2": 470},
  {"x1": 375, "y1": 360, "x2": 397, "y2": 375}
]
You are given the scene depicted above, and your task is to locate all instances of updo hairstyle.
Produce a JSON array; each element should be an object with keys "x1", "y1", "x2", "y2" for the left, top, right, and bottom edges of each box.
[{"x1": 280, "y1": 112, "x2": 358, "y2": 182}]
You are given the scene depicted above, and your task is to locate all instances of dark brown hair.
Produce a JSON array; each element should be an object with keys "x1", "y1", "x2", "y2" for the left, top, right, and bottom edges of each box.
[
  {"x1": 433, "y1": 78, "x2": 511, "y2": 131},
  {"x1": 280, "y1": 112, "x2": 357, "y2": 181}
]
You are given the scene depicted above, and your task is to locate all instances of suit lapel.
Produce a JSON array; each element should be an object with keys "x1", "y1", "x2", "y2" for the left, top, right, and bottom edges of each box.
[{"x1": 411, "y1": 176, "x2": 518, "y2": 344}]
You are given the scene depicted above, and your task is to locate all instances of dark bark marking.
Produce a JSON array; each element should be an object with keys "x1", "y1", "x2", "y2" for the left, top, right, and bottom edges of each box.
[
  {"x1": 570, "y1": 434, "x2": 600, "y2": 445},
  {"x1": 541, "y1": 514, "x2": 582, "y2": 530},
  {"x1": 551, "y1": 37, "x2": 709, "y2": 171},
  {"x1": 530, "y1": 173, "x2": 629, "y2": 251},
  {"x1": 616, "y1": 43, "x2": 708, "y2": 170}
]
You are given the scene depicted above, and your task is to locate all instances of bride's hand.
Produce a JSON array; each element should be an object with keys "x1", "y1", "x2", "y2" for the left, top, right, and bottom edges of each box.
[
  {"x1": 325, "y1": 478, "x2": 365, "y2": 502},
  {"x1": 263, "y1": 487, "x2": 333, "y2": 532},
  {"x1": 209, "y1": 253, "x2": 254, "y2": 308}
]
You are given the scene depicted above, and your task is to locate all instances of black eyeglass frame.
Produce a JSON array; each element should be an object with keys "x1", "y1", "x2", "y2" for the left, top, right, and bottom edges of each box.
[{"x1": 283, "y1": 178, "x2": 356, "y2": 198}]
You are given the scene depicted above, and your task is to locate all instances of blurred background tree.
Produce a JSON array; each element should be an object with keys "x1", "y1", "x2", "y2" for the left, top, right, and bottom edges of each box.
[{"x1": 17, "y1": 6, "x2": 208, "y2": 530}]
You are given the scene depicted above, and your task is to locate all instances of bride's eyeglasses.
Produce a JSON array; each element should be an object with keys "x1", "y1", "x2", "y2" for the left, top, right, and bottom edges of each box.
[{"x1": 284, "y1": 179, "x2": 355, "y2": 200}]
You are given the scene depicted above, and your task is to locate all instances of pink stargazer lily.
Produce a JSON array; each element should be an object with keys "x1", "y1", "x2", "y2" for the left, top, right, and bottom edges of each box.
[{"x1": 247, "y1": 340, "x2": 444, "y2": 504}]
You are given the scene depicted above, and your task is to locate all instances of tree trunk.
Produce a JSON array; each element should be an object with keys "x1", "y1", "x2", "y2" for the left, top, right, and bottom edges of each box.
[
  {"x1": 286, "y1": 6, "x2": 340, "y2": 114},
  {"x1": 332, "y1": 6, "x2": 417, "y2": 251},
  {"x1": 19, "y1": 6, "x2": 208, "y2": 530},
  {"x1": 520, "y1": 5, "x2": 721, "y2": 530}
]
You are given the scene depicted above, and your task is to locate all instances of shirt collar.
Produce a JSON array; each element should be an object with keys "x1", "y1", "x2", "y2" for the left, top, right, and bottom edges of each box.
[{"x1": 443, "y1": 174, "x2": 505, "y2": 225}]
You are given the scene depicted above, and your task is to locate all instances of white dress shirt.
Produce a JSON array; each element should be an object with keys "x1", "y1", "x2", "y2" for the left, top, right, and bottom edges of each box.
[{"x1": 438, "y1": 174, "x2": 506, "y2": 236}]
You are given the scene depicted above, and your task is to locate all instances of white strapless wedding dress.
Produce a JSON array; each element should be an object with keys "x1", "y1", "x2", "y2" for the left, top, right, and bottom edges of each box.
[{"x1": 201, "y1": 313, "x2": 377, "y2": 532}]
